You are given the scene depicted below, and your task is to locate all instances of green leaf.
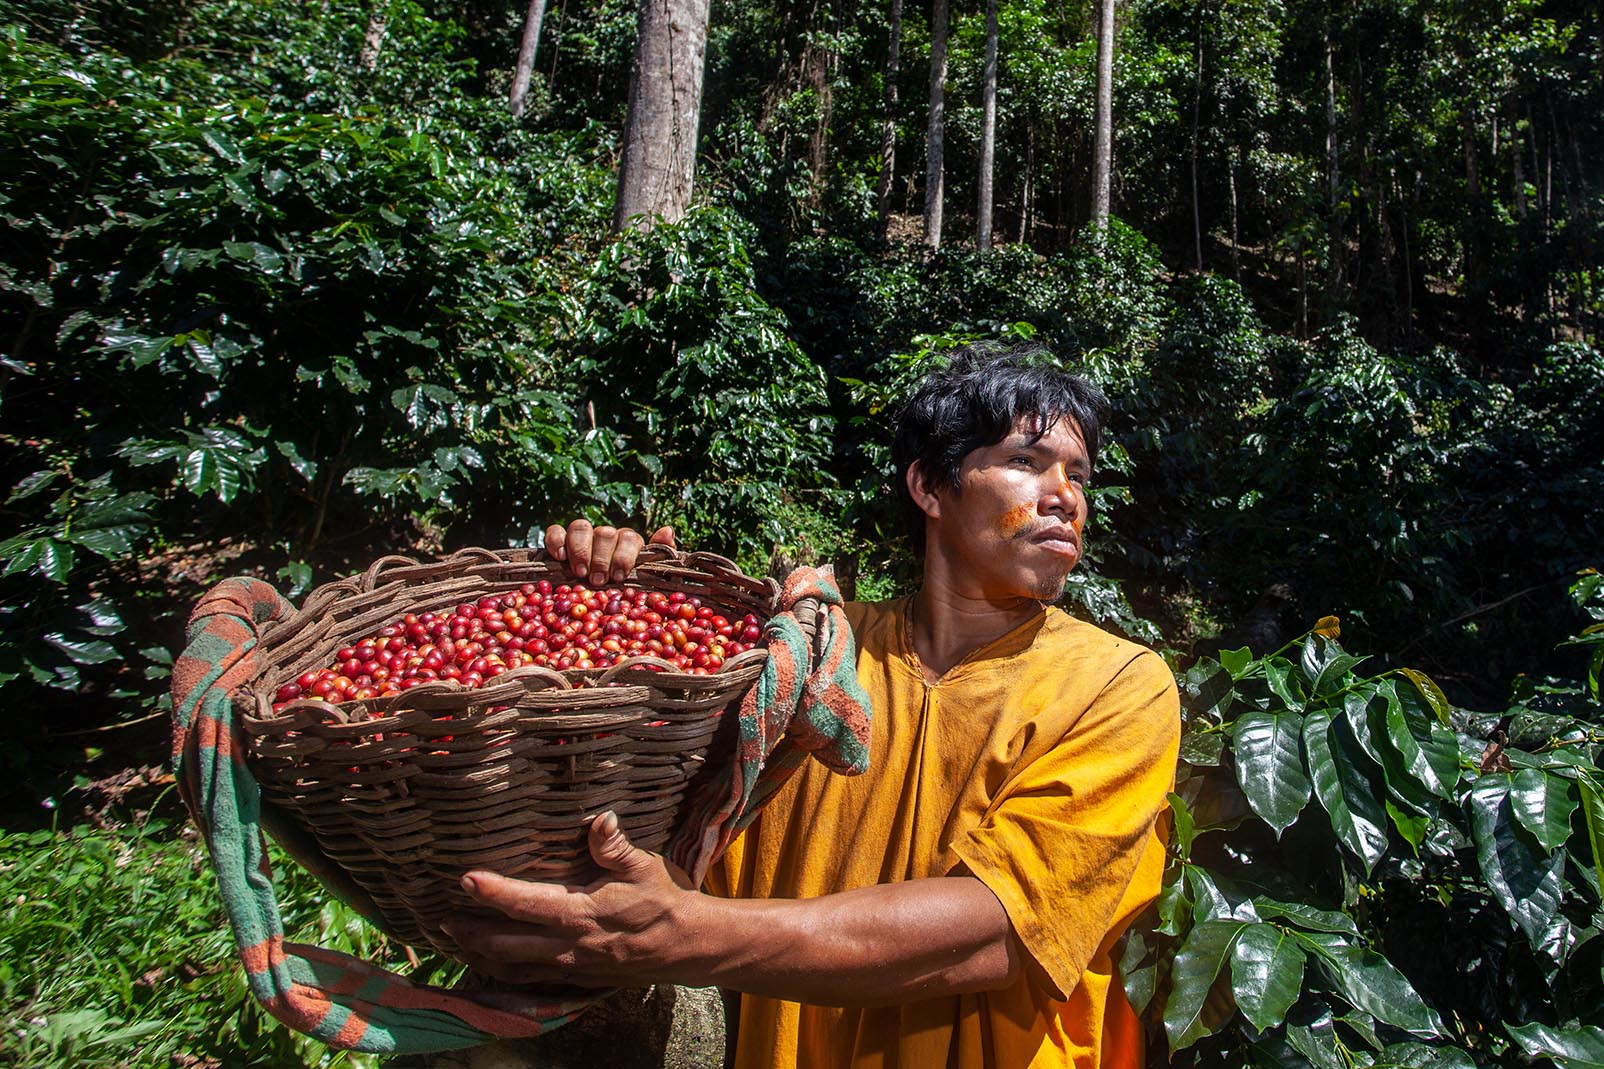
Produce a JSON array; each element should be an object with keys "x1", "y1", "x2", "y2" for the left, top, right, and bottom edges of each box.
[
  {"x1": 1230, "y1": 922, "x2": 1306, "y2": 1032},
  {"x1": 222, "y1": 240, "x2": 284, "y2": 273},
  {"x1": 1375, "y1": 681, "x2": 1454, "y2": 799},
  {"x1": 1168, "y1": 792, "x2": 1197, "y2": 857},
  {"x1": 1251, "y1": 896, "x2": 1360, "y2": 937},
  {"x1": 1398, "y1": 668, "x2": 1451, "y2": 726},
  {"x1": 1374, "y1": 1040, "x2": 1479, "y2": 1067},
  {"x1": 1264, "y1": 658, "x2": 1305, "y2": 711},
  {"x1": 43, "y1": 634, "x2": 119, "y2": 665},
  {"x1": 1579, "y1": 778, "x2": 1604, "y2": 902},
  {"x1": 1165, "y1": 919, "x2": 1247, "y2": 1050},
  {"x1": 1294, "y1": 931, "x2": 1443, "y2": 1036},
  {"x1": 1511, "y1": 768, "x2": 1580, "y2": 852},
  {"x1": 1506, "y1": 1021, "x2": 1604, "y2": 1067},
  {"x1": 1232, "y1": 709, "x2": 1312, "y2": 836},
  {"x1": 1385, "y1": 796, "x2": 1430, "y2": 850},
  {"x1": 1219, "y1": 646, "x2": 1253, "y2": 678},
  {"x1": 1284, "y1": 1013, "x2": 1346, "y2": 1069},
  {"x1": 8, "y1": 470, "x2": 59, "y2": 502},
  {"x1": 1304, "y1": 708, "x2": 1389, "y2": 873},
  {"x1": 198, "y1": 125, "x2": 243, "y2": 163},
  {"x1": 1471, "y1": 776, "x2": 1565, "y2": 949}
]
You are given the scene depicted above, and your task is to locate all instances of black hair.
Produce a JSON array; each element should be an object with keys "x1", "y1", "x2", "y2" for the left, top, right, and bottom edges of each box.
[{"x1": 890, "y1": 343, "x2": 1111, "y2": 554}]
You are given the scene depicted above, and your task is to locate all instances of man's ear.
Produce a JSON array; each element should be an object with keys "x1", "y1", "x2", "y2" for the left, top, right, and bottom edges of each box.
[{"x1": 905, "y1": 461, "x2": 942, "y2": 521}]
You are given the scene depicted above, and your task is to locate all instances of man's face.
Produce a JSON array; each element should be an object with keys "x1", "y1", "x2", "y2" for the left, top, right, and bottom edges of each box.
[{"x1": 919, "y1": 414, "x2": 1089, "y2": 602}]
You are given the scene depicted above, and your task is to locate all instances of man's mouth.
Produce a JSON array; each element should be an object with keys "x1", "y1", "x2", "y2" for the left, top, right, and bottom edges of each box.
[{"x1": 1025, "y1": 526, "x2": 1081, "y2": 558}]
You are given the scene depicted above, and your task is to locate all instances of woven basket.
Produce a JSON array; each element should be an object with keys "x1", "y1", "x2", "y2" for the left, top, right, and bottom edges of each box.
[{"x1": 238, "y1": 545, "x2": 809, "y2": 958}]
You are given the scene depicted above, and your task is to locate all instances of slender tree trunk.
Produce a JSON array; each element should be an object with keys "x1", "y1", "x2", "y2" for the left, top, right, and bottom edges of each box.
[
  {"x1": 923, "y1": 0, "x2": 950, "y2": 251},
  {"x1": 359, "y1": 2, "x2": 387, "y2": 71},
  {"x1": 876, "y1": 0, "x2": 904, "y2": 238},
  {"x1": 1512, "y1": 118, "x2": 1527, "y2": 219},
  {"x1": 1228, "y1": 150, "x2": 1239, "y2": 279},
  {"x1": 1189, "y1": 13, "x2": 1203, "y2": 270},
  {"x1": 613, "y1": 0, "x2": 712, "y2": 232},
  {"x1": 1018, "y1": 122, "x2": 1034, "y2": 244},
  {"x1": 1089, "y1": 0, "x2": 1116, "y2": 229},
  {"x1": 976, "y1": 0, "x2": 999, "y2": 253},
  {"x1": 802, "y1": 37, "x2": 834, "y2": 213},
  {"x1": 1324, "y1": 15, "x2": 1342, "y2": 299},
  {"x1": 1461, "y1": 105, "x2": 1480, "y2": 286},
  {"x1": 509, "y1": 0, "x2": 549, "y2": 118}
]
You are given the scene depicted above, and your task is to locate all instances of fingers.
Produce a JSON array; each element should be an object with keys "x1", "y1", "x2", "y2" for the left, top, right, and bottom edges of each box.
[
  {"x1": 543, "y1": 523, "x2": 569, "y2": 562},
  {"x1": 544, "y1": 520, "x2": 671, "y2": 585},
  {"x1": 587, "y1": 810, "x2": 649, "y2": 877},
  {"x1": 460, "y1": 870, "x2": 580, "y2": 925},
  {"x1": 584, "y1": 527, "x2": 637, "y2": 587}
]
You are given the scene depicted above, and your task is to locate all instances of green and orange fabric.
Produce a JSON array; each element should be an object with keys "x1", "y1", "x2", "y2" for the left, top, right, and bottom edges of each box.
[{"x1": 171, "y1": 567, "x2": 870, "y2": 1054}]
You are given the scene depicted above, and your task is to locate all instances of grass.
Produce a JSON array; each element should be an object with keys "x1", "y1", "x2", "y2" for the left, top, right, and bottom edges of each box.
[{"x1": 0, "y1": 800, "x2": 454, "y2": 1068}]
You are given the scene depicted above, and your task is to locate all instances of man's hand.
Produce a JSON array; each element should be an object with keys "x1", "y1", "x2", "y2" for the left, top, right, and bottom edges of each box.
[
  {"x1": 446, "y1": 811, "x2": 697, "y2": 988},
  {"x1": 543, "y1": 520, "x2": 676, "y2": 588}
]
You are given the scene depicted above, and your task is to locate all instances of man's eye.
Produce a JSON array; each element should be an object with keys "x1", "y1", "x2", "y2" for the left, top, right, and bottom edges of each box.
[{"x1": 1008, "y1": 455, "x2": 1035, "y2": 467}]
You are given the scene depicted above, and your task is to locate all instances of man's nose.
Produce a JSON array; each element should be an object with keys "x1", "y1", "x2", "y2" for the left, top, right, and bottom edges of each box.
[{"x1": 1041, "y1": 466, "x2": 1080, "y2": 516}]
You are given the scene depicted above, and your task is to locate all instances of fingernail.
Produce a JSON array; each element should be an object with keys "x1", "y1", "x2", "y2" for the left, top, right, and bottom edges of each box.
[
  {"x1": 461, "y1": 874, "x2": 478, "y2": 895},
  {"x1": 591, "y1": 572, "x2": 606, "y2": 587}
]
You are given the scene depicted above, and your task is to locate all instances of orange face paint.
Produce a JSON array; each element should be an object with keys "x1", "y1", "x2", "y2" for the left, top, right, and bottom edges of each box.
[{"x1": 996, "y1": 502, "x2": 1035, "y2": 538}]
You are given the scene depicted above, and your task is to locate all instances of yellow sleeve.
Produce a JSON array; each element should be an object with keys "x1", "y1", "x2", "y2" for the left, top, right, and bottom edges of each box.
[{"x1": 951, "y1": 648, "x2": 1180, "y2": 999}]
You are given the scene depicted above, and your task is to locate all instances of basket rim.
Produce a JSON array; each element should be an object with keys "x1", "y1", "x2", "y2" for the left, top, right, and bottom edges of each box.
[{"x1": 244, "y1": 543, "x2": 791, "y2": 727}]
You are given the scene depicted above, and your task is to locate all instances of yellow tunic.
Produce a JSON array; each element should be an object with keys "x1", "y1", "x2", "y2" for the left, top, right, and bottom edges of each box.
[{"x1": 708, "y1": 597, "x2": 1180, "y2": 1069}]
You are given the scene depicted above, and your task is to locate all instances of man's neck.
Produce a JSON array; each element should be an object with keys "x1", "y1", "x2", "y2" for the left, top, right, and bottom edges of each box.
[{"x1": 908, "y1": 582, "x2": 1043, "y2": 684}]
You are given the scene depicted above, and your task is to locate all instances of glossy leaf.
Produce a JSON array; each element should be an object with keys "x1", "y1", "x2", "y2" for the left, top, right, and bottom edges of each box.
[
  {"x1": 1374, "y1": 681, "x2": 1453, "y2": 799},
  {"x1": 1284, "y1": 1013, "x2": 1345, "y2": 1069},
  {"x1": 1471, "y1": 776, "x2": 1565, "y2": 948},
  {"x1": 1233, "y1": 709, "x2": 1311, "y2": 835},
  {"x1": 1252, "y1": 896, "x2": 1360, "y2": 937},
  {"x1": 1579, "y1": 778, "x2": 1604, "y2": 903},
  {"x1": 1165, "y1": 919, "x2": 1247, "y2": 1050},
  {"x1": 1510, "y1": 768, "x2": 1580, "y2": 852},
  {"x1": 1230, "y1": 922, "x2": 1306, "y2": 1032},
  {"x1": 1304, "y1": 709, "x2": 1389, "y2": 873},
  {"x1": 1294, "y1": 930, "x2": 1443, "y2": 1036},
  {"x1": 1397, "y1": 668, "x2": 1451, "y2": 726},
  {"x1": 1506, "y1": 1021, "x2": 1604, "y2": 1067},
  {"x1": 1264, "y1": 658, "x2": 1305, "y2": 711}
]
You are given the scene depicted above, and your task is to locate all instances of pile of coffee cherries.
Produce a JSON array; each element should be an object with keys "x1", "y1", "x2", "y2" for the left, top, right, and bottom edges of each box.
[{"x1": 271, "y1": 580, "x2": 766, "y2": 713}]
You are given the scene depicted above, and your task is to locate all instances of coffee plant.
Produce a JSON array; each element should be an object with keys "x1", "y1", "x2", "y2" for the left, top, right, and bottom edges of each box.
[{"x1": 1125, "y1": 574, "x2": 1604, "y2": 1066}]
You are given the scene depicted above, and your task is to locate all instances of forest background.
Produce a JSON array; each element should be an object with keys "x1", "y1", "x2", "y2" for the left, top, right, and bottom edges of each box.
[{"x1": 0, "y1": 0, "x2": 1601, "y2": 1065}]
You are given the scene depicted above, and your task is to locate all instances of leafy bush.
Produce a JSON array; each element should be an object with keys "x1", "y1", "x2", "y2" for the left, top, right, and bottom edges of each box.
[
  {"x1": 0, "y1": 814, "x2": 448, "y2": 1067},
  {"x1": 1127, "y1": 577, "x2": 1604, "y2": 1066}
]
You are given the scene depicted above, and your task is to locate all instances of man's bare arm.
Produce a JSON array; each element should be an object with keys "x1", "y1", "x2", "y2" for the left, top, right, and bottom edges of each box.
[{"x1": 444, "y1": 812, "x2": 1024, "y2": 1007}]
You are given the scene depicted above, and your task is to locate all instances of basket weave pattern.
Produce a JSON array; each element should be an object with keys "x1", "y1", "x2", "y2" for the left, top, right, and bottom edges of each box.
[{"x1": 239, "y1": 546, "x2": 796, "y2": 956}]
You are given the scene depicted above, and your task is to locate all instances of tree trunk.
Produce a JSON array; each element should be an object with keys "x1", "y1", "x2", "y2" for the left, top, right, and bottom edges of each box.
[
  {"x1": 923, "y1": 0, "x2": 950, "y2": 251},
  {"x1": 359, "y1": 2, "x2": 387, "y2": 71},
  {"x1": 613, "y1": 0, "x2": 712, "y2": 232},
  {"x1": 976, "y1": 0, "x2": 998, "y2": 253},
  {"x1": 1228, "y1": 150, "x2": 1239, "y2": 279},
  {"x1": 509, "y1": 0, "x2": 549, "y2": 118},
  {"x1": 1189, "y1": 12, "x2": 1203, "y2": 270},
  {"x1": 1018, "y1": 121, "x2": 1034, "y2": 244},
  {"x1": 1461, "y1": 105, "x2": 1480, "y2": 287},
  {"x1": 1089, "y1": 0, "x2": 1115, "y2": 230},
  {"x1": 876, "y1": 0, "x2": 903, "y2": 238},
  {"x1": 802, "y1": 37, "x2": 833, "y2": 213},
  {"x1": 1324, "y1": 15, "x2": 1342, "y2": 301}
]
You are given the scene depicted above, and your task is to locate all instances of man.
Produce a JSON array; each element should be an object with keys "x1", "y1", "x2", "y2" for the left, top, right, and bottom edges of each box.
[{"x1": 446, "y1": 348, "x2": 1180, "y2": 1067}]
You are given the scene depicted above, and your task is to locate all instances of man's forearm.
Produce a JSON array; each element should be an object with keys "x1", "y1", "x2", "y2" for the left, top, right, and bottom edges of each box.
[{"x1": 668, "y1": 875, "x2": 1023, "y2": 1007}]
